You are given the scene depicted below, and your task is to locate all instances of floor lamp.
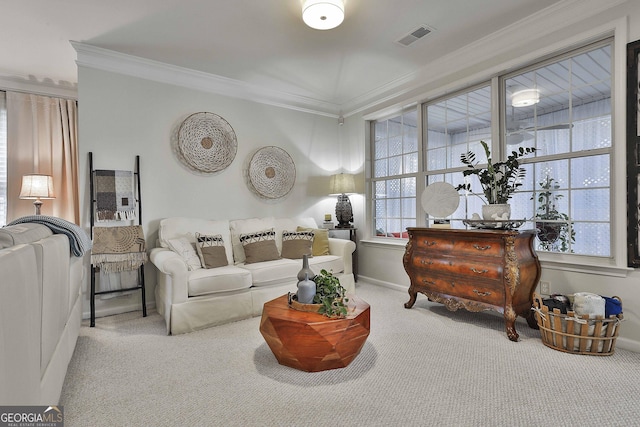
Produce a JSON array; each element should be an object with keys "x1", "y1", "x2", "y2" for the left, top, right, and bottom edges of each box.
[{"x1": 19, "y1": 174, "x2": 55, "y2": 215}]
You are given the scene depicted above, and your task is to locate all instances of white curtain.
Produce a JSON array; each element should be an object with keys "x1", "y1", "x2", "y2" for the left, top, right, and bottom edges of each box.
[{"x1": 6, "y1": 91, "x2": 79, "y2": 224}]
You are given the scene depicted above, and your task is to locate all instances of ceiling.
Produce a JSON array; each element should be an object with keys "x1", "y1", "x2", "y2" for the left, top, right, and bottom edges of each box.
[{"x1": 1, "y1": 0, "x2": 564, "y2": 113}]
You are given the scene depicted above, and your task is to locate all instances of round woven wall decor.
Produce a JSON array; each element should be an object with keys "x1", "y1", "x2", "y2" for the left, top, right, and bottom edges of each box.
[
  {"x1": 177, "y1": 112, "x2": 237, "y2": 173},
  {"x1": 248, "y1": 146, "x2": 296, "y2": 199}
]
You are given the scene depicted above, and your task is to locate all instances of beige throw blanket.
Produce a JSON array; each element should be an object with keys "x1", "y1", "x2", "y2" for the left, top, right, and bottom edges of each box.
[{"x1": 91, "y1": 225, "x2": 147, "y2": 273}]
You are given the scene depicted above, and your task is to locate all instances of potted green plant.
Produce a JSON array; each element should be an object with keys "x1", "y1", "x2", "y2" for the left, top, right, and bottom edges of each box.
[
  {"x1": 532, "y1": 176, "x2": 575, "y2": 252},
  {"x1": 455, "y1": 141, "x2": 535, "y2": 220},
  {"x1": 312, "y1": 269, "x2": 349, "y2": 318}
]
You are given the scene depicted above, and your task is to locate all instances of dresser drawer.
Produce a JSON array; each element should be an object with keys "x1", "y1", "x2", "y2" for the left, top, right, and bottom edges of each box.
[
  {"x1": 413, "y1": 272, "x2": 503, "y2": 306},
  {"x1": 413, "y1": 235, "x2": 504, "y2": 258},
  {"x1": 411, "y1": 255, "x2": 502, "y2": 280}
]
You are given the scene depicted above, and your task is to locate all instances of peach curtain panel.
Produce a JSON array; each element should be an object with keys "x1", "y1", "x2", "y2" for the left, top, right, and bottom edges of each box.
[{"x1": 6, "y1": 91, "x2": 79, "y2": 224}]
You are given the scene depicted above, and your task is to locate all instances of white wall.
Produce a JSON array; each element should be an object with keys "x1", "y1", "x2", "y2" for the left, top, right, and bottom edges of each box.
[
  {"x1": 351, "y1": 0, "x2": 640, "y2": 351},
  {"x1": 77, "y1": 68, "x2": 351, "y2": 319}
]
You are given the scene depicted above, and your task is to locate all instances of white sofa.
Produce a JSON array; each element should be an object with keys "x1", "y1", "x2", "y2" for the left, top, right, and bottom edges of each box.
[
  {"x1": 150, "y1": 217, "x2": 356, "y2": 335},
  {"x1": 0, "y1": 223, "x2": 85, "y2": 405}
]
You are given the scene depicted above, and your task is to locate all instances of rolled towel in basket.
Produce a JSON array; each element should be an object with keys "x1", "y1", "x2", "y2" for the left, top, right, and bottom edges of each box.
[
  {"x1": 573, "y1": 292, "x2": 605, "y2": 319},
  {"x1": 602, "y1": 296, "x2": 622, "y2": 317}
]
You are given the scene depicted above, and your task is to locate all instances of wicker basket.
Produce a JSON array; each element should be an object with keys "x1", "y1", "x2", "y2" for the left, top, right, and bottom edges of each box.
[{"x1": 532, "y1": 293, "x2": 623, "y2": 356}]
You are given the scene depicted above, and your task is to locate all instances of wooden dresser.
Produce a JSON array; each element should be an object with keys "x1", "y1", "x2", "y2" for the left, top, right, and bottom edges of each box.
[{"x1": 403, "y1": 228, "x2": 541, "y2": 341}]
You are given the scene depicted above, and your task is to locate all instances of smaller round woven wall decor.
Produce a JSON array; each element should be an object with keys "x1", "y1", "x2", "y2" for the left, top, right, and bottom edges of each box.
[
  {"x1": 248, "y1": 146, "x2": 296, "y2": 199},
  {"x1": 177, "y1": 112, "x2": 237, "y2": 173}
]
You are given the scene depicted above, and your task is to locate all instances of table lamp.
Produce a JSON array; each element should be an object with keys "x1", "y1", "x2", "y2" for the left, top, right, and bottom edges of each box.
[
  {"x1": 329, "y1": 173, "x2": 355, "y2": 228},
  {"x1": 19, "y1": 174, "x2": 55, "y2": 215}
]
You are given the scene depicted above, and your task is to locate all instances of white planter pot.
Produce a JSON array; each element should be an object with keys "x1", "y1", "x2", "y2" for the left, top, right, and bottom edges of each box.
[{"x1": 482, "y1": 204, "x2": 511, "y2": 221}]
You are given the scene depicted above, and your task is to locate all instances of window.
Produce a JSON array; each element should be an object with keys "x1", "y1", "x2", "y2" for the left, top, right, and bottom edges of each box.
[
  {"x1": 371, "y1": 110, "x2": 418, "y2": 239},
  {"x1": 369, "y1": 40, "x2": 612, "y2": 259},
  {"x1": 0, "y1": 91, "x2": 6, "y2": 226},
  {"x1": 503, "y1": 41, "x2": 612, "y2": 256},
  {"x1": 424, "y1": 84, "x2": 493, "y2": 223}
]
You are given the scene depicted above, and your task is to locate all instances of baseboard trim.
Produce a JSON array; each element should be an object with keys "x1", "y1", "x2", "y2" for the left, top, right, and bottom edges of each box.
[{"x1": 356, "y1": 276, "x2": 407, "y2": 293}]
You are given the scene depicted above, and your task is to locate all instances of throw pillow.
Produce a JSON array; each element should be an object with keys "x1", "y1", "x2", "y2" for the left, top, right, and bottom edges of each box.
[
  {"x1": 281, "y1": 230, "x2": 314, "y2": 259},
  {"x1": 167, "y1": 237, "x2": 202, "y2": 271},
  {"x1": 297, "y1": 226, "x2": 330, "y2": 256},
  {"x1": 195, "y1": 233, "x2": 229, "y2": 269},
  {"x1": 240, "y1": 229, "x2": 280, "y2": 264}
]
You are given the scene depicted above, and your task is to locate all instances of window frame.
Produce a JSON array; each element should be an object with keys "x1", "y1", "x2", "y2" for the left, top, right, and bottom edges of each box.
[{"x1": 365, "y1": 37, "x2": 626, "y2": 272}]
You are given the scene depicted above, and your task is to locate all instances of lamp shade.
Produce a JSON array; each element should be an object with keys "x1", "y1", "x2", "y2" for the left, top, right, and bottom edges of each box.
[
  {"x1": 19, "y1": 174, "x2": 55, "y2": 199},
  {"x1": 329, "y1": 173, "x2": 355, "y2": 195},
  {"x1": 302, "y1": 0, "x2": 344, "y2": 30}
]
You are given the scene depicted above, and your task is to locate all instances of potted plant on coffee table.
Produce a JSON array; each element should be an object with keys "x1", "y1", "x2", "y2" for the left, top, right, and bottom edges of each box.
[
  {"x1": 532, "y1": 175, "x2": 575, "y2": 252},
  {"x1": 456, "y1": 140, "x2": 536, "y2": 220},
  {"x1": 312, "y1": 269, "x2": 349, "y2": 318}
]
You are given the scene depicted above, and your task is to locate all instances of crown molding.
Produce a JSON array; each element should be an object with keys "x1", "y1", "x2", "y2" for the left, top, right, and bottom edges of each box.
[{"x1": 71, "y1": 41, "x2": 341, "y2": 118}]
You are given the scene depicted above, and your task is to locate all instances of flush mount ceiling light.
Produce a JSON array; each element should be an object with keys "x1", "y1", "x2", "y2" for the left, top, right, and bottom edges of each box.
[
  {"x1": 302, "y1": 0, "x2": 344, "y2": 30},
  {"x1": 511, "y1": 89, "x2": 540, "y2": 108}
]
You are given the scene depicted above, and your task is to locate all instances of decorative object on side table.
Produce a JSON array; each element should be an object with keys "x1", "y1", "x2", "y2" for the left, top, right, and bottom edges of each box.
[
  {"x1": 455, "y1": 140, "x2": 535, "y2": 221},
  {"x1": 19, "y1": 174, "x2": 55, "y2": 215},
  {"x1": 329, "y1": 173, "x2": 356, "y2": 228},
  {"x1": 321, "y1": 213, "x2": 335, "y2": 229},
  {"x1": 532, "y1": 176, "x2": 575, "y2": 252}
]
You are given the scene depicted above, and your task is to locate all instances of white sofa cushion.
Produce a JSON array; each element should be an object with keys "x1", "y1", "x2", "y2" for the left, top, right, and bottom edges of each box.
[
  {"x1": 238, "y1": 258, "x2": 300, "y2": 287},
  {"x1": 230, "y1": 217, "x2": 275, "y2": 264},
  {"x1": 188, "y1": 265, "x2": 252, "y2": 297},
  {"x1": 158, "y1": 217, "x2": 233, "y2": 265}
]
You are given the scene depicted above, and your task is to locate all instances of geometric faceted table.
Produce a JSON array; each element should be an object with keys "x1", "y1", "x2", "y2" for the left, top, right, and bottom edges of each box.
[{"x1": 259, "y1": 294, "x2": 370, "y2": 372}]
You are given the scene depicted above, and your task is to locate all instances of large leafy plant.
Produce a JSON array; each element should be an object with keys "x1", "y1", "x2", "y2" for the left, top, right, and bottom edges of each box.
[
  {"x1": 455, "y1": 141, "x2": 536, "y2": 204},
  {"x1": 312, "y1": 269, "x2": 348, "y2": 318}
]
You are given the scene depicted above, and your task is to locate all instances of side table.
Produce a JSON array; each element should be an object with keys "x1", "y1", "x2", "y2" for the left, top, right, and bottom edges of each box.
[
  {"x1": 259, "y1": 294, "x2": 370, "y2": 372},
  {"x1": 329, "y1": 227, "x2": 358, "y2": 281}
]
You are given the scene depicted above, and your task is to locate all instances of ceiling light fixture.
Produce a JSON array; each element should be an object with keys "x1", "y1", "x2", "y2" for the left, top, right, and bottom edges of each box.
[
  {"x1": 511, "y1": 89, "x2": 540, "y2": 108},
  {"x1": 302, "y1": 0, "x2": 344, "y2": 30}
]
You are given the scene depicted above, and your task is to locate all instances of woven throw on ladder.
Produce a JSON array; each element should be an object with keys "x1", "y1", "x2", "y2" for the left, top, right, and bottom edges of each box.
[
  {"x1": 91, "y1": 225, "x2": 147, "y2": 273},
  {"x1": 94, "y1": 169, "x2": 136, "y2": 221}
]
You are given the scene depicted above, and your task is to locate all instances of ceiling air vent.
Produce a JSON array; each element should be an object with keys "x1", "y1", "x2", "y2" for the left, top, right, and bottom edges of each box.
[{"x1": 396, "y1": 24, "x2": 433, "y2": 47}]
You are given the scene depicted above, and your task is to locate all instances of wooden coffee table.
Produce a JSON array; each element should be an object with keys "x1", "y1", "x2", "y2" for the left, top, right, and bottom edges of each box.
[{"x1": 259, "y1": 294, "x2": 370, "y2": 372}]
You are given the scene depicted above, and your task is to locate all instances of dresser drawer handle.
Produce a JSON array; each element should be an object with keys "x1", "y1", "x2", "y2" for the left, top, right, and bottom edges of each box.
[
  {"x1": 424, "y1": 240, "x2": 437, "y2": 246},
  {"x1": 420, "y1": 260, "x2": 433, "y2": 265},
  {"x1": 473, "y1": 244, "x2": 491, "y2": 251},
  {"x1": 422, "y1": 279, "x2": 435, "y2": 285},
  {"x1": 473, "y1": 289, "x2": 491, "y2": 297},
  {"x1": 471, "y1": 268, "x2": 488, "y2": 274}
]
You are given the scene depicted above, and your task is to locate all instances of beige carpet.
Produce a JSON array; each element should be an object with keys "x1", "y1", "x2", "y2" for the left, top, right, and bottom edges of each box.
[{"x1": 60, "y1": 284, "x2": 640, "y2": 426}]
